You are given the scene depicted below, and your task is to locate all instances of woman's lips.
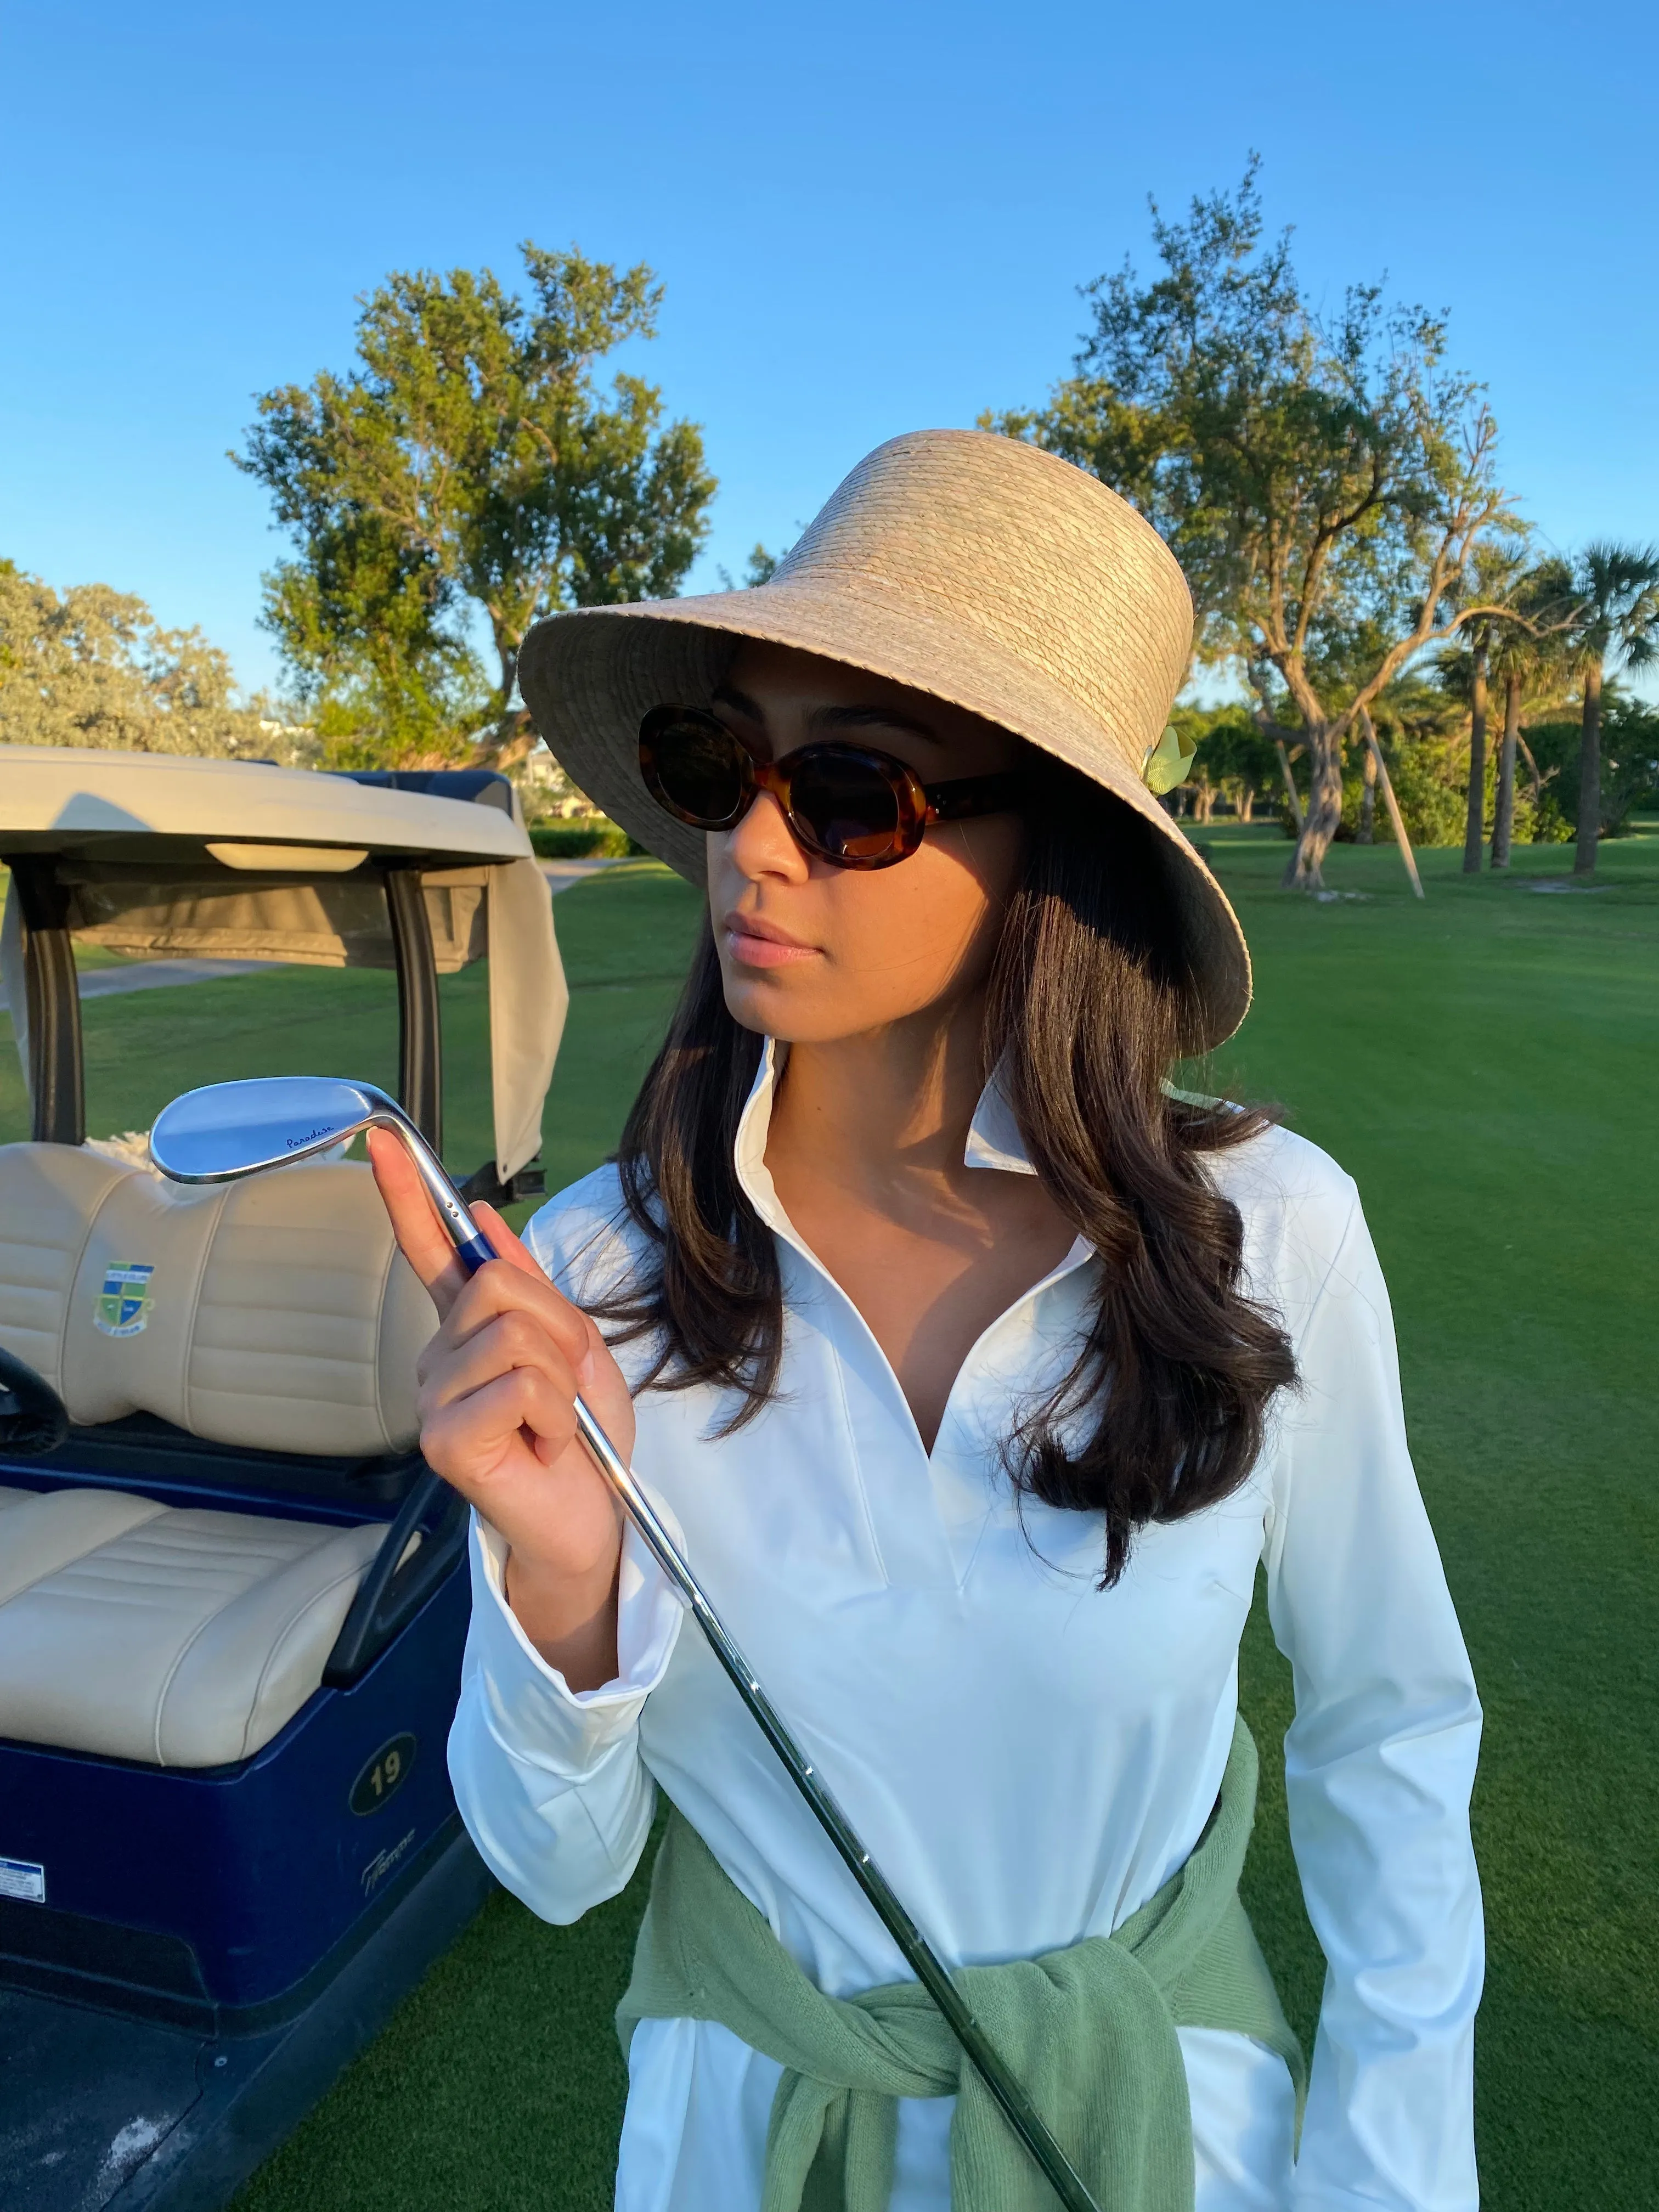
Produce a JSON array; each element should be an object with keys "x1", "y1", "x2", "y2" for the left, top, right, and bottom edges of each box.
[{"x1": 723, "y1": 916, "x2": 821, "y2": 969}]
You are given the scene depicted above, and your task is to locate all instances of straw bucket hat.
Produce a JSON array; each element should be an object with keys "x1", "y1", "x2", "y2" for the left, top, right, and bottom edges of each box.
[{"x1": 517, "y1": 428, "x2": 1250, "y2": 1049}]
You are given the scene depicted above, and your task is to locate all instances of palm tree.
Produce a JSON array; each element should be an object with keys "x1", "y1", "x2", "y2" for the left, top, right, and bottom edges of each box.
[
  {"x1": 1460, "y1": 623, "x2": 1493, "y2": 874},
  {"x1": 1568, "y1": 543, "x2": 1659, "y2": 876},
  {"x1": 1489, "y1": 558, "x2": 1574, "y2": 869},
  {"x1": 1435, "y1": 544, "x2": 1529, "y2": 873}
]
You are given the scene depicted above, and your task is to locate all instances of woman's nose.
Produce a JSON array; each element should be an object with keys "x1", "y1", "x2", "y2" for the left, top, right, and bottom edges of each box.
[{"x1": 723, "y1": 788, "x2": 809, "y2": 882}]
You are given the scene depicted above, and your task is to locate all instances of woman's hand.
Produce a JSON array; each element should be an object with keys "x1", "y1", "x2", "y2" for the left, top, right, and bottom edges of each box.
[{"x1": 368, "y1": 1128, "x2": 633, "y2": 1690}]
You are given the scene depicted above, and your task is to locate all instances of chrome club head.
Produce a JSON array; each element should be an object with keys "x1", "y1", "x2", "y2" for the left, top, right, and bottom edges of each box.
[
  {"x1": 150, "y1": 1076, "x2": 398, "y2": 1180},
  {"x1": 149, "y1": 1077, "x2": 495, "y2": 1271}
]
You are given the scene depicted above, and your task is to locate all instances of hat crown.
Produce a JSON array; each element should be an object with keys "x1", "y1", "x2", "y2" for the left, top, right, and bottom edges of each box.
[{"x1": 770, "y1": 430, "x2": 1193, "y2": 769}]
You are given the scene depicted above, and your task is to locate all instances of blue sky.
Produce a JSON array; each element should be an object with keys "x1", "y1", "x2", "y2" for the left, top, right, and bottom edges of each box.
[{"x1": 4, "y1": 0, "x2": 1656, "y2": 701}]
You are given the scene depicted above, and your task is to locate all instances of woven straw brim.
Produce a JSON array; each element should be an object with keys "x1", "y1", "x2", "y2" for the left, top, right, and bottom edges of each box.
[{"x1": 519, "y1": 582, "x2": 1250, "y2": 1054}]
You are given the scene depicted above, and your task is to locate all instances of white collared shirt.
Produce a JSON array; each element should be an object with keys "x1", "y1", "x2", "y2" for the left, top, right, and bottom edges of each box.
[{"x1": 450, "y1": 1046, "x2": 1483, "y2": 2211}]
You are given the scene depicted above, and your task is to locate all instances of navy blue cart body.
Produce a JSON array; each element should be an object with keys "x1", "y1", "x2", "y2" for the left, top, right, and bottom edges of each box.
[{"x1": 0, "y1": 1451, "x2": 472, "y2": 2029}]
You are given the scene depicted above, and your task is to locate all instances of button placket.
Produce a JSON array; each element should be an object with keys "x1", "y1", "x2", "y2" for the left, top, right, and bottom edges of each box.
[{"x1": 730, "y1": 1041, "x2": 1100, "y2": 1593}]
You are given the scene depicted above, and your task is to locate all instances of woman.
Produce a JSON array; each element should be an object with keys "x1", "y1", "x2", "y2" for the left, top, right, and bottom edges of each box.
[{"x1": 371, "y1": 432, "x2": 1482, "y2": 2211}]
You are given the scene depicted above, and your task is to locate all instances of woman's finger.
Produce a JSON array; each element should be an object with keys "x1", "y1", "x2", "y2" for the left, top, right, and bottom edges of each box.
[
  {"x1": 422, "y1": 1364, "x2": 581, "y2": 1474},
  {"x1": 439, "y1": 1253, "x2": 594, "y2": 1370},
  {"x1": 470, "y1": 1199, "x2": 549, "y2": 1283},
  {"x1": 367, "y1": 1126, "x2": 469, "y2": 1311},
  {"x1": 419, "y1": 1307, "x2": 580, "y2": 1420}
]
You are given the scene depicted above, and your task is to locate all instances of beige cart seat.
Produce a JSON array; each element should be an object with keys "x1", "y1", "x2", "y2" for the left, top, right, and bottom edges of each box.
[
  {"x1": 0, "y1": 1144, "x2": 438, "y2": 1767},
  {"x1": 0, "y1": 1143, "x2": 433, "y2": 1452},
  {"x1": 0, "y1": 1489, "x2": 392, "y2": 1765}
]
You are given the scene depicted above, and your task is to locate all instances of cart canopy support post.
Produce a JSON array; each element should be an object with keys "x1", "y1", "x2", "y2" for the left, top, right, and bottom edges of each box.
[
  {"x1": 11, "y1": 860, "x2": 84, "y2": 1147},
  {"x1": 384, "y1": 866, "x2": 442, "y2": 1154}
]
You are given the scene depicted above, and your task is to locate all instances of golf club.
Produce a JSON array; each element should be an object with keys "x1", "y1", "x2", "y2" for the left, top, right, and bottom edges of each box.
[{"x1": 150, "y1": 1076, "x2": 1102, "y2": 2212}]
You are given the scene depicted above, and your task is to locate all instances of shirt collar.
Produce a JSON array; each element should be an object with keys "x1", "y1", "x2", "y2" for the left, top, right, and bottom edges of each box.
[
  {"x1": 961, "y1": 1068, "x2": 1038, "y2": 1178},
  {"x1": 733, "y1": 1038, "x2": 1039, "y2": 1244}
]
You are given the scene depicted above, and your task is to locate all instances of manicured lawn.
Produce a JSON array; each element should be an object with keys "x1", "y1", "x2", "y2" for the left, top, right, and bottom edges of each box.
[
  {"x1": 1210, "y1": 830, "x2": 1658, "y2": 2209},
  {"x1": 5, "y1": 837, "x2": 1652, "y2": 2207}
]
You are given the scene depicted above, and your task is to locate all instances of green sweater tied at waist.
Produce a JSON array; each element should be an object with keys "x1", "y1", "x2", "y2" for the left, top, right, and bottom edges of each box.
[{"x1": 617, "y1": 1717, "x2": 1305, "y2": 2212}]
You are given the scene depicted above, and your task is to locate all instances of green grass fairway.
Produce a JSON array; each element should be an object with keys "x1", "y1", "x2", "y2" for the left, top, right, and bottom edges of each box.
[
  {"x1": 4, "y1": 839, "x2": 1653, "y2": 2206},
  {"x1": 1206, "y1": 831, "x2": 1658, "y2": 2208}
]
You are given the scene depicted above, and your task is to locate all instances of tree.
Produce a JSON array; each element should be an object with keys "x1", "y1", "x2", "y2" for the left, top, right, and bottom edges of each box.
[
  {"x1": 987, "y1": 162, "x2": 1523, "y2": 890},
  {"x1": 235, "y1": 244, "x2": 716, "y2": 769},
  {"x1": 1180, "y1": 709, "x2": 1280, "y2": 821},
  {"x1": 1526, "y1": 689, "x2": 1659, "y2": 845},
  {"x1": 0, "y1": 561, "x2": 306, "y2": 761},
  {"x1": 1487, "y1": 557, "x2": 1573, "y2": 868},
  {"x1": 252, "y1": 498, "x2": 489, "y2": 768},
  {"x1": 1564, "y1": 542, "x2": 1659, "y2": 875},
  {"x1": 1431, "y1": 543, "x2": 1536, "y2": 872},
  {"x1": 719, "y1": 543, "x2": 782, "y2": 589}
]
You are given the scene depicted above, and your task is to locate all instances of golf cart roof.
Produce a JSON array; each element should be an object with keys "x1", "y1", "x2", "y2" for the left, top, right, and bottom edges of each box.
[
  {"x1": 1, "y1": 747, "x2": 568, "y2": 1183},
  {"x1": 0, "y1": 745, "x2": 527, "y2": 865}
]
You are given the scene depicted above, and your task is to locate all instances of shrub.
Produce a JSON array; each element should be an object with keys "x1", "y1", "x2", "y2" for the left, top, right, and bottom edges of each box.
[
  {"x1": 528, "y1": 819, "x2": 639, "y2": 859},
  {"x1": 1523, "y1": 702, "x2": 1659, "y2": 837}
]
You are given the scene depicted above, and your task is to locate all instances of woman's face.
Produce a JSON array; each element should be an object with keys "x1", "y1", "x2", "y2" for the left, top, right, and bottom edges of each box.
[{"x1": 703, "y1": 640, "x2": 1026, "y2": 1046}]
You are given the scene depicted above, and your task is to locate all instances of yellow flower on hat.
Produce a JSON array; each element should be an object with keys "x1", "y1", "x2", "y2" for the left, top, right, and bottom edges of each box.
[{"x1": 1142, "y1": 725, "x2": 1197, "y2": 795}]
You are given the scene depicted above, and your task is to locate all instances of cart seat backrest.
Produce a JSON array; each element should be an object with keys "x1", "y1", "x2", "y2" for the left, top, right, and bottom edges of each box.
[{"x1": 0, "y1": 1144, "x2": 435, "y2": 1458}]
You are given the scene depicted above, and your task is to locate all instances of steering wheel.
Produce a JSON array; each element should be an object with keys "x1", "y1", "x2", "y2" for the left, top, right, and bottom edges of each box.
[{"x1": 0, "y1": 1345, "x2": 70, "y2": 1458}]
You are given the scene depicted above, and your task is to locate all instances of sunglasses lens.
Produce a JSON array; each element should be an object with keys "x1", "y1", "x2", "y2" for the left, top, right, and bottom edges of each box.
[
  {"x1": 789, "y1": 750, "x2": 907, "y2": 863},
  {"x1": 645, "y1": 715, "x2": 748, "y2": 828}
]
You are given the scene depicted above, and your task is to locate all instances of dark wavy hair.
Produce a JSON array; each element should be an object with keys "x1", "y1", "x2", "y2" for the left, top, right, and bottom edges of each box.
[{"x1": 592, "y1": 754, "x2": 1297, "y2": 1586}]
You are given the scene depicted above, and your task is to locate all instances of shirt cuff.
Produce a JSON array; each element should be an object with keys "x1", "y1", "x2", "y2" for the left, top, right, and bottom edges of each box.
[{"x1": 466, "y1": 1503, "x2": 684, "y2": 1779}]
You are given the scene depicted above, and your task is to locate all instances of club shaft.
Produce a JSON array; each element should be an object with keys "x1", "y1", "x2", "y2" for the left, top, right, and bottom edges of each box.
[
  {"x1": 402, "y1": 1120, "x2": 495, "y2": 1268},
  {"x1": 568, "y1": 1394, "x2": 1101, "y2": 2210},
  {"x1": 438, "y1": 1145, "x2": 1099, "y2": 2211}
]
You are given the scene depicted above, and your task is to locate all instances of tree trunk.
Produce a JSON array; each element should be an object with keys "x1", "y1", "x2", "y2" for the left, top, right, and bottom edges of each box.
[
  {"x1": 1273, "y1": 739, "x2": 1303, "y2": 833},
  {"x1": 1361, "y1": 708, "x2": 1425, "y2": 899},
  {"x1": 1358, "y1": 742, "x2": 1377, "y2": 843},
  {"x1": 1283, "y1": 720, "x2": 1344, "y2": 890},
  {"x1": 1491, "y1": 671, "x2": 1520, "y2": 869},
  {"x1": 1237, "y1": 785, "x2": 1255, "y2": 824},
  {"x1": 1462, "y1": 641, "x2": 1489, "y2": 873},
  {"x1": 1573, "y1": 659, "x2": 1604, "y2": 876}
]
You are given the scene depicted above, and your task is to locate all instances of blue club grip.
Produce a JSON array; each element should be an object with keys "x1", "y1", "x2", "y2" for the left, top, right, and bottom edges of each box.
[{"x1": 454, "y1": 1231, "x2": 498, "y2": 1275}]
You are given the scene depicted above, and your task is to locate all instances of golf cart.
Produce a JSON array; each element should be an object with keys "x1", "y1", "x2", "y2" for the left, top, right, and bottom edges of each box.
[{"x1": 0, "y1": 747, "x2": 569, "y2": 2210}]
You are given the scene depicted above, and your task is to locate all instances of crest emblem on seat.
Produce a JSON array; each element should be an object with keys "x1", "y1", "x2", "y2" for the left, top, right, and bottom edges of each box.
[{"x1": 94, "y1": 1261, "x2": 155, "y2": 1338}]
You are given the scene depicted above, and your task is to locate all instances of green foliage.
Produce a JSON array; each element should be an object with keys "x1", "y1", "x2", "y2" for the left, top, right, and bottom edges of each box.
[
  {"x1": 253, "y1": 515, "x2": 488, "y2": 767},
  {"x1": 528, "y1": 820, "x2": 636, "y2": 859},
  {"x1": 984, "y1": 160, "x2": 1515, "y2": 712},
  {"x1": 1171, "y1": 695, "x2": 1488, "y2": 846},
  {"x1": 1171, "y1": 682, "x2": 1578, "y2": 849},
  {"x1": 0, "y1": 559, "x2": 309, "y2": 760},
  {"x1": 1436, "y1": 556, "x2": 1576, "y2": 712},
  {"x1": 1346, "y1": 736, "x2": 1566, "y2": 849},
  {"x1": 234, "y1": 245, "x2": 716, "y2": 768},
  {"x1": 1170, "y1": 704, "x2": 1282, "y2": 821},
  {"x1": 1366, "y1": 733, "x2": 1466, "y2": 847},
  {"x1": 718, "y1": 543, "x2": 782, "y2": 590},
  {"x1": 984, "y1": 161, "x2": 1526, "y2": 889},
  {"x1": 1567, "y1": 543, "x2": 1659, "y2": 693},
  {"x1": 1526, "y1": 696, "x2": 1659, "y2": 836}
]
